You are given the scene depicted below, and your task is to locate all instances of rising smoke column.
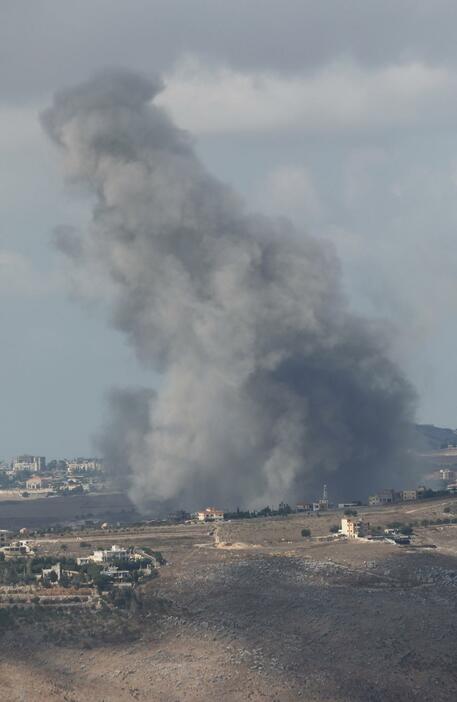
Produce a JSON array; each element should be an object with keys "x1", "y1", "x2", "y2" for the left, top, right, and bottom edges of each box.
[{"x1": 42, "y1": 69, "x2": 416, "y2": 510}]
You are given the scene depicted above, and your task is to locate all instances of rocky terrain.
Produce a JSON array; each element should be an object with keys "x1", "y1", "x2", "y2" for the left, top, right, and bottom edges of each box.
[{"x1": 1, "y1": 501, "x2": 457, "y2": 700}]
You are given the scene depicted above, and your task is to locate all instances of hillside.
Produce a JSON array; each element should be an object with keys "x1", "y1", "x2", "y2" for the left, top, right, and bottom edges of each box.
[{"x1": 415, "y1": 423, "x2": 457, "y2": 450}]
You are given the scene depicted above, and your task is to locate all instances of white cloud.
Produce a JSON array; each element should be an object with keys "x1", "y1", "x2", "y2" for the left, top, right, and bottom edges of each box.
[{"x1": 159, "y1": 56, "x2": 455, "y2": 135}]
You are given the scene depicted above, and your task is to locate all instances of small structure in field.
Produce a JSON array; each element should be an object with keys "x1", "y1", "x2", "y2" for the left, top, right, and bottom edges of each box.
[
  {"x1": 197, "y1": 507, "x2": 224, "y2": 522},
  {"x1": 340, "y1": 517, "x2": 369, "y2": 539}
]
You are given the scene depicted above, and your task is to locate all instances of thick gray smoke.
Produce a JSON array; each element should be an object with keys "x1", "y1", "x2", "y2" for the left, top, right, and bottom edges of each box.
[{"x1": 42, "y1": 69, "x2": 416, "y2": 511}]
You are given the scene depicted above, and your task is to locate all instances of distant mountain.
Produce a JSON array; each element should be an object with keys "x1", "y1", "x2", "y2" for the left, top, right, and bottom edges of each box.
[{"x1": 415, "y1": 424, "x2": 457, "y2": 450}]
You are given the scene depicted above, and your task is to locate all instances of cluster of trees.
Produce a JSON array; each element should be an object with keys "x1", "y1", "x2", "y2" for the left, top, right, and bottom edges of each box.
[
  {"x1": 419, "y1": 517, "x2": 457, "y2": 526},
  {"x1": 418, "y1": 489, "x2": 451, "y2": 500},
  {"x1": 224, "y1": 503, "x2": 294, "y2": 520},
  {"x1": 140, "y1": 547, "x2": 166, "y2": 565}
]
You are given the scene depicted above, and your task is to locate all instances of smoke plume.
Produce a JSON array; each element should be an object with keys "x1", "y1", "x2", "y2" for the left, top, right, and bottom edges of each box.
[{"x1": 42, "y1": 69, "x2": 416, "y2": 510}]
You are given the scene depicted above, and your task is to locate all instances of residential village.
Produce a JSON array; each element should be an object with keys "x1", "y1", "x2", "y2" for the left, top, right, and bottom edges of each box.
[
  {"x1": 0, "y1": 454, "x2": 105, "y2": 497},
  {"x1": 0, "y1": 527, "x2": 162, "y2": 610}
]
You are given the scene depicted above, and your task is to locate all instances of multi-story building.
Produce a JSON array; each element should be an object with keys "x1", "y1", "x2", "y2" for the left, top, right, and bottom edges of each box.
[
  {"x1": 440, "y1": 469, "x2": 456, "y2": 483},
  {"x1": 369, "y1": 489, "x2": 396, "y2": 506},
  {"x1": 340, "y1": 517, "x2": 369, "y2": 539},
  {"x1": 12, "y1": 455, "x2": 46, "y2": 474},
  {"x1": 296, "y1": 503, "x2": 313, "y2": 512},
  {"x1": 67, "y1": 458, "x2": 102, "y2": 475},
  {"x1": 400, "y1": 490, "x2": 417, "y2": 502},
  {"x1": 77, "y1": 544, "x2": 129, "y2": 566}
]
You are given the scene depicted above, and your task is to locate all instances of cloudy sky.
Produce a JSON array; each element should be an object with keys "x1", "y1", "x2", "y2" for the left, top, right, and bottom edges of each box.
[{"x1": 1, "y1": 0, "x2": 457, "y2": 458}]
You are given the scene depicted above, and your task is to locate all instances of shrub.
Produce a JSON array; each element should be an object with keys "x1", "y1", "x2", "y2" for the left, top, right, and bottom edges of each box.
[
  {"x1": 329, "y1": 525, "x2": 339, "y2": 534},
  {"x1": 344, "y1": 509, "x2": 357, "y2": 517},
  {"x1": 153, "y1": 551, "x2": 166, "y2": 565},
  {"x1": 444, "y1": 507, "x2": 451, "y2": 513},
  {"x1": 399, "y1": 525, "x2": 413, "y2": 535},
  {"x1": 301, "y1": 528, "x2": 311, "y2": 538}
]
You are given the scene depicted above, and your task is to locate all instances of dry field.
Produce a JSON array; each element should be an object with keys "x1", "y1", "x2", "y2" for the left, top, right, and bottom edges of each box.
[
  {"x1": 1, "y1": 498, "x2": 457, "y2": 701},
  {"x1": 0, "y1": 492, "x2": 140, "y2": 529}
]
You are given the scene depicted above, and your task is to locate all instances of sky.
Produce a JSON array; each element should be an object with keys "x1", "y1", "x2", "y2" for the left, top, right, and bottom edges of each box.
[{"x1": 1, "y1": 0, "x2": 457, "y2": 459}]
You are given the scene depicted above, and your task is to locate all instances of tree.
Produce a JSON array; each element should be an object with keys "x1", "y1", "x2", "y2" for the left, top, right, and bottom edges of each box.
[
  {"x1": 93, "y1": 573, "x2": 112, "y2": 593},
  {"x1": 344, "y1": 509, "x2": 357, "y2": 517},
  {"x1": 399, "y1": 525, "x2": 413, "y2": 535},
  {"x1": 329, "y1": 525, "x2": 339, "y2": 534},
  {"x1": 278, "y1": 502, "x2": 292, "y2": 516},
  {"x1": 258, "y1": 506, "x2": 272, "y2": 517},
  {"x1": 49, "y1": 570, "x2": 58, "y2": 583},
  {"x1": 301, "y1": 528, "x2": 311, "y2": 538}
]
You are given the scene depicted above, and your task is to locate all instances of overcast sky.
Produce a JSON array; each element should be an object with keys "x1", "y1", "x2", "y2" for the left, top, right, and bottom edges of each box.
[{"x1": 1, "y1": 0, "x2": 457, "y2": 458}]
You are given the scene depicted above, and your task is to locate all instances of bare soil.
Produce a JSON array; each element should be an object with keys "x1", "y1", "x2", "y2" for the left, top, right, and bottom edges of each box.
[{"x1": 1, "y1": 499, "x2": 457, "y2": 701}]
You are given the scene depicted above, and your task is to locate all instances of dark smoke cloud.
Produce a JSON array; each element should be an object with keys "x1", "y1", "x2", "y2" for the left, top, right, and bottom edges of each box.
[{"x1": 42, "y1": 68, "x2": 416, "y2": 510}]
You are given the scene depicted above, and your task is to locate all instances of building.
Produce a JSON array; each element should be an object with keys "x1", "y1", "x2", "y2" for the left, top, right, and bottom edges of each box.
[
  {"x1": 400, "y1": 490, "x2": 417, "y2": 502},
  {"x1": 197, "y1": 507, "x2": 224, "y2": 522},
  {"x1": 26, "y1": 475, "x2": 50, "y2": 490},
  {"x1": 67, "y1": 458, "x2": 102, "y2": 475},
  {"x1": 12, "y1": 455, "x2": 46, "y2": 474},
  {"x1": 296, "y1": 503, "x2": 313, "y2": 512},
  {"x1": 42, "y1": 562, "x2": 62, "y2": 583},
  {"x1": 440, "y1": 469, "x2": 456, "y2": 483},
  {"x1": 369, "y1": 489, "x2": 396, "y2": 506},
  {"x1": 0, "y1": 541, "x2": 34, "y2": 557},
  {"x1": 340, "y1": 517, "x2": 369, "y2": 539},
  {"x1": 100, "y1": 566, "x2": 132, "y2": 582},
  {"x1": 0, "y1": 530, "x2": 12, "y2": 544},
  {"x1": 77, "y1": 544, "x2": 130, "y2": 566},
  {"x1": 92, "y1": 545, "x2": 128, "y2": 563}
]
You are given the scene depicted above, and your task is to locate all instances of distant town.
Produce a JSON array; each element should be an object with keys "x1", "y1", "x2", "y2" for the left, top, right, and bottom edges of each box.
[
  {"x1": 0, "y1": 454, "x2": 105, "y2": 497},
  {"x1": 1, "y1": 442, "x2": 457, "y2": 523}
]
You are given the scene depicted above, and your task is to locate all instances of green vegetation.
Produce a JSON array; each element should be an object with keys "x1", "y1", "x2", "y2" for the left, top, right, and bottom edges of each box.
[
  {"x1": 0, "y1": 559, "x2": 34, "y2": 585},
  {"x1": 153, "y1": 551, "x2": 166, "y2": 565},
  {"x1": 140, "y1": 547, "x2": 166, "y2": 565},
  {"x1": 420, "y1": 517, "x2": 457, "y2": 526},
  {"x1": 329, "y1": 525, "x2": 340, "y2": 534},
  {"x1": 301, "y1": 528, "x2": 311, "y2": 538},
  {"x1": 344, "y1": 509, "x2": 358, "y2": 516}
]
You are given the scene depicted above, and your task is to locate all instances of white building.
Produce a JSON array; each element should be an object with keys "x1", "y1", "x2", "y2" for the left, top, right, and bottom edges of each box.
[
  {"x1": 340, "y1": 517, "x2": 369, "y2": 539},
  {"x1": 77, "y1": 544, "x2": 129, "y2": 565},
  {"x1": 197, "y1": 507, "x2": 224, "y2": 522},
  {"x1": 67, "y1": 459, "x2": 102, "y2": 475},
  {"x1": 1, "y1": 540, "x2": 34, "y2": 557},
  {"x1": 92, "y1": 545, "x2": 128, "y2": 563},
  {"x1": 440, "y1": 469, "x2": 456, "y2": 483},
  {"x1": 12, "y1": 455, "x2": 46, "y2": 474}
]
